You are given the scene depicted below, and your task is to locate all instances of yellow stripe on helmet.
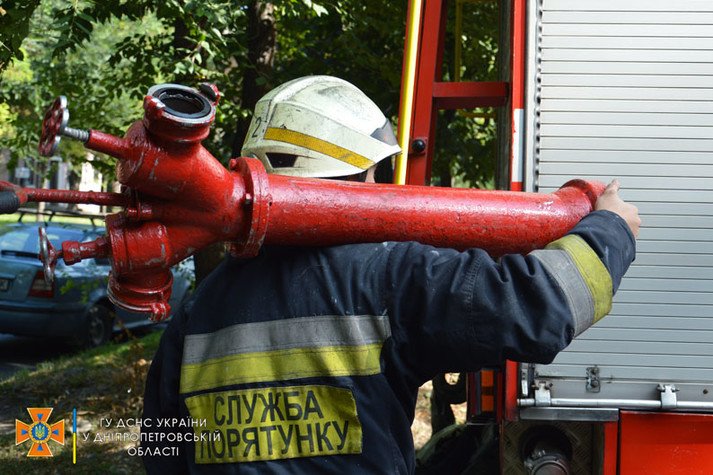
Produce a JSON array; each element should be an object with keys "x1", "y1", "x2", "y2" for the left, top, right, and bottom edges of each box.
[{"x1": 264, "y1": 127, "x2": 375, "y2": 170}]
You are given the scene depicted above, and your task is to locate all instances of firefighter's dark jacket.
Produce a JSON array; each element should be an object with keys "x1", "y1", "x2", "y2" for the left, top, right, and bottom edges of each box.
[{"x1": 142, "y1": 210, "x2": 635, "y2": 474}]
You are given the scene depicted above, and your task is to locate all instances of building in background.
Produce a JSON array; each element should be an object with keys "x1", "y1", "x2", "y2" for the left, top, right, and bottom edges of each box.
[{"x1": 1, "y1": 151, "x2": 104, "y2": 213}]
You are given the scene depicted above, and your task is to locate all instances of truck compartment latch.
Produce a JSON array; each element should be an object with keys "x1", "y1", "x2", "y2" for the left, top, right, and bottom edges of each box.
[
  {"x1": 585, "y1": 366, "x2": 601, "y2": 393},
  {"x1": 534, "y1": 382, "x2": 552, "y2": 407},
  {"x1": 657, "y1": 384, "x2": 679, "y2": 410}
]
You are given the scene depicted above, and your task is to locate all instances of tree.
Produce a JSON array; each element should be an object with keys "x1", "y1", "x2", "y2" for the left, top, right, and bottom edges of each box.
[{"x1": 0, "y1": 1, "x2": 42, "y2": 74}]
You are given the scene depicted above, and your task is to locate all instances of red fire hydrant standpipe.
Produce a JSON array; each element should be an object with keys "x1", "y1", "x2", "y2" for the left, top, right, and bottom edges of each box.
[{"x1": 0, "y1": 83, "x2": 605, "y2": 321}]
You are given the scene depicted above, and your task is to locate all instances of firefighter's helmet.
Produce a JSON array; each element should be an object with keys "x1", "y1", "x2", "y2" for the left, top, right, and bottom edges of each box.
[{"x1": 241, "y1": 75, "x2": 400, "y2": 178}]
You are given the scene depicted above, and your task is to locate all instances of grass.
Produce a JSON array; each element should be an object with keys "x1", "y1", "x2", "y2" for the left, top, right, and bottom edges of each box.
[{"x1": 0, "y1": 331, "x2": 162, "y2": 474}]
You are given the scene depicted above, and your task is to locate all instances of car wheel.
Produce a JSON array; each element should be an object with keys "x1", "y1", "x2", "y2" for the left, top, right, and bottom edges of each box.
[{"x1": 83, "y1": 305, "x2": 113, "y2": 347}]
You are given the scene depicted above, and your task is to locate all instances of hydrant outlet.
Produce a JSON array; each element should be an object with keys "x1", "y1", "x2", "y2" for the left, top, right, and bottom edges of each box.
[
  {"x1": 144, "y1": 83, "x2": 218, "y2": 143},
  {"x1": 150, "y1": 85, "x2": 212, "y2": 120}
]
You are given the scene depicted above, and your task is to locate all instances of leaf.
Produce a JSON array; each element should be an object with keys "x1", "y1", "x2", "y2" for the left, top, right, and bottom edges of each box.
[
  {"x1": 75, "y1": 20, "x2": 93, "y2": 37},
  {"x1": 77, "y1": 12, "x2": 95, "y2": 23}
]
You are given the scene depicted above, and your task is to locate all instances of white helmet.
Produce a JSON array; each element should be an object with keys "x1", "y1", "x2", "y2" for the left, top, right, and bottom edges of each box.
[{"x1": 241, "y1": 75, "x2": 400, "y2": 178}]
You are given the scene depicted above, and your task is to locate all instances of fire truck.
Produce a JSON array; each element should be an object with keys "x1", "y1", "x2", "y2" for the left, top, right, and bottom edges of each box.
[{"x1": 396, "y1": 0, "x2": 713, "y2": 473}]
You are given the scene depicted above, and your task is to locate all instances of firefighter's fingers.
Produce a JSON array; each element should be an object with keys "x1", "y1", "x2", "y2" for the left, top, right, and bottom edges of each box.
[
  {"x1": 595, "y1": 179, "x2": 641, "y2": 238},
  {"x1": 603, "y1": 179, "x2": 620, "y2": 195},
  {"x1": 596, "y1": 179, "x2": 622, "y2": 210}
]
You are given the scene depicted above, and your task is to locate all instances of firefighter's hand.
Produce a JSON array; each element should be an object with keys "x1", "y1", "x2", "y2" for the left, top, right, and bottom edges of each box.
[{"x1": 595, "y1": 179, "x2": 641, "y2": 238}]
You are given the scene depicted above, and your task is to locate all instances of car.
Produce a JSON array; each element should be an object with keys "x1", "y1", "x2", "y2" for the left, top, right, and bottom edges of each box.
[{"x1": 0, "y1": 218, "x2": 193, "y2": 346}]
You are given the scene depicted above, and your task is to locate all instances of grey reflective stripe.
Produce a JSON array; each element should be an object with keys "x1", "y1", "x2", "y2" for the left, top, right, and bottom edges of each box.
[
  {"x1": 530, "y1": 249, "x2": 594, "y2": 336},
  {"x1": 182, "y1": 314, "x2": 391, "y2": 365}
]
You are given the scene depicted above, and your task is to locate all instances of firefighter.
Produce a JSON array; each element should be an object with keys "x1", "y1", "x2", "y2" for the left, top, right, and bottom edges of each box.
[{"x1": 141, "y1": 75, "x2": 639, "y2": 473}]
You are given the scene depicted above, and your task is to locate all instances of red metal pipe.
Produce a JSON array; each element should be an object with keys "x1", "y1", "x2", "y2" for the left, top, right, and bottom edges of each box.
[
  {"x1": 27, "y1": 83, "x2": 606, "y2": 320},
  {"x1": 265, "y1": 175, "x2": 603, "y2": 256},
  {"x1": 26, "y1": 188, "x2": 130, "y2": 207}
]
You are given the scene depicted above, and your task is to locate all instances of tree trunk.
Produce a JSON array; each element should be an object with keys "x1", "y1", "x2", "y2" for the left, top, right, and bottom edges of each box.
[
  {"x1": 231, "y1": 1, "x2": 276, "y2": 156},
  {"x1": 172, "y1": 15, "x2": 196, "y2": 84},
  {"x1": 194, "y1": 2, "x2": 276, "y2": 287}
]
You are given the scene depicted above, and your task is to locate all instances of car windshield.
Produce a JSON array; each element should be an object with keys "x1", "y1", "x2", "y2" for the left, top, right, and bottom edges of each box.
[{"x1": 0, "y1": 227, "x2": 86, "y2": 255}]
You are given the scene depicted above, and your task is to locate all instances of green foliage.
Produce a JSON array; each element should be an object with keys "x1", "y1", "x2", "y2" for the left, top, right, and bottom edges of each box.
[
  {"x1": 432, "y1": 0, "x2": 500, "y2": 188},
  {"x1": 0, "y1": 1, "x2": 158, "y2": 179},
  {"x1": 0, "y1": 102, "x2": 15, "y2": 139},
  {"x1": 0, "y1": 0, "x2": 42, "y2": 72},
  {"x1": 275, "y1": 1, "x2": 406, "y2": 115}
]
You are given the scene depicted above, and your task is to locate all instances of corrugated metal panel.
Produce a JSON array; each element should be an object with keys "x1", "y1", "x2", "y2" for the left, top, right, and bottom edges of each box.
[
  {"x1": 569, "y1": 340, "x2": 713, "y2": 355},
  {"x1": 541, "y1": 99, "x2": 713, "y2": 114},
  {"x1": 542, "y1": 24, "x2": 713, "y2": 38},
  {"x1": 621, "y1": 279, "x2": 713, "y2": 293},
  {"x1": 542, "y1": 61, "x2": 713, "y2": 75},
  {"x1": 543, "y1": 113, "x2": 713, "y2": 127},
  {"x1": 541, "y1": 88, "x2": 713, "y2": 101},
  {"x1": 540, "y1": 175, "x2": 713, "y2": 190},
  {"x1": 542, "y1": 124, "x2": 713, "y2": 139},
  {"x1": 543, "y1": 11, "x2": 713, "y2": 24},
  {"x1": 600, "y1": 316, "x2": 713, "y2": 331},
  {"x1": 545, "y1": 0, "x2": 713, "y2": 12},
  {"x1": 542, "y1": 75, "x2": 713, "y2": 88},
  {"x1": 539, "y1": 163, "x2": 713, "y2": 178},
  {"x1": 528, "y1": 0, "x2": 713, "y2": 405},
  {"x1": 610, "y1": 303, "x2": 713, "y2": 318},
  {"x1": 540, "y1": 150, "x2": 713, "y2": 165}
]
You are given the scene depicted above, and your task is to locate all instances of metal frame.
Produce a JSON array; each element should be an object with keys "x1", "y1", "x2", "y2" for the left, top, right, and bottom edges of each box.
[
  {"x1": 504, "y1": 0, "x2": 527, "y2": 423},
  {"x1": 402, "y1": 0, "x2": 509, "y2": 186}
]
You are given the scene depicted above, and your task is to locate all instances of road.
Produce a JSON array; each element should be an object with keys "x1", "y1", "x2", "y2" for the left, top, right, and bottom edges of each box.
[{"x1": 0, "y1": 333, "x2": 76, "y2": 381}]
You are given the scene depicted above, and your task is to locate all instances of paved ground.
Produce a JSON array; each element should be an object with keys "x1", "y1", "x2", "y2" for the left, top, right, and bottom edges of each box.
[
  {"x1": 0, "y1": 333, "x2": 71, "y2": 381},
  {"x1": 0, "y1": 323, "x2": 168, "y2": 382}
]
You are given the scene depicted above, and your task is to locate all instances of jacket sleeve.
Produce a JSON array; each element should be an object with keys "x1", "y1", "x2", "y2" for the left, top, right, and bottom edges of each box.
[
  {"x1": 384, "y1": 210, "x2": 635, "y2": 380},
  {"x1": 141, "y1": 303, "x2": 189, "y2": 473}
]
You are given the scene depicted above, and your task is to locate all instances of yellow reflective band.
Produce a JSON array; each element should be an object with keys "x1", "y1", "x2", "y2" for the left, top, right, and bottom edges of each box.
[
  {"x1": 264, "y1": 127, "x2": 374, "y2": 170},
  {"x1": 546, "y1": 234, "x2": 613, "y2": 323},
  {"x1": 185, "y1": 385, "x2": 362, "y2": 464},
  {"x1": 180, "y1": 343, "x2": 383, "y2": 394}
]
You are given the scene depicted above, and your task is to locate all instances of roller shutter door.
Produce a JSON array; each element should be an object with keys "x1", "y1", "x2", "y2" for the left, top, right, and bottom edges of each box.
[{"x1": 527, "y1": 0, "x2": 713, "y2": 405}]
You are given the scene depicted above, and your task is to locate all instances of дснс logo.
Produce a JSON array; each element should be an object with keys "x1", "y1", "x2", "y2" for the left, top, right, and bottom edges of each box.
[{"x1": 15, "y1": 408, "x2": 65, "y2": 457}]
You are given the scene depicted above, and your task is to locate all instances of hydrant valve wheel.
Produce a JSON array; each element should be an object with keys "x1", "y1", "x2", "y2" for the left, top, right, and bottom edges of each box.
[
  {"x1": 38, "y1": 226, "x2": 59, "y2": 285},
  {"x1": 39, "y1": 96, "x2": 69, "y2": 157}
]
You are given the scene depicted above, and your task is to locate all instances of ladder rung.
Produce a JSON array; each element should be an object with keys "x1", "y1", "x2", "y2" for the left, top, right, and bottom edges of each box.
[{"x1": 432, "y1": 81, "x2": 508, "y2": 109}]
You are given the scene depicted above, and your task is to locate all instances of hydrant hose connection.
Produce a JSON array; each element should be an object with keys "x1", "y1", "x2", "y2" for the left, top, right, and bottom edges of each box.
[
  {"x1": 0, "y1": 83, "x2": 606, "y2": 321},
  {"x1": 149, "y1": 86, "x2": 213, "y2": 119}
]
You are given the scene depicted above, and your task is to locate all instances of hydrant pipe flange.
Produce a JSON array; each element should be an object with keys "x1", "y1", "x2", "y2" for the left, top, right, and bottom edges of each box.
[{"x1": 229, "y1": 157, "x2": 271, "y2": 258}]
